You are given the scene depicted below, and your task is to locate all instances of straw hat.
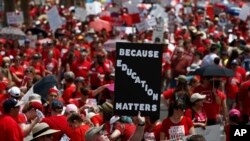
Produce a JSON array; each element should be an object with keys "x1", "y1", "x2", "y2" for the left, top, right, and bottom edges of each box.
[{"x1": 31, "y1": 122, "x2": 60, "y2": 140}]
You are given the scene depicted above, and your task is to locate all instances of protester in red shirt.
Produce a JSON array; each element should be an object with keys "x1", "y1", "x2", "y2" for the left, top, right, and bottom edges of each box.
[
  {"x1": 62, "y1": 71, "x2": 76, "y2": 104},
  {"x1": 185, "y1": 93, "x2": 207, "y2": 128},
  {"x1": 29, "y1": 54, "x2": 45, "y2": 77},
  {"x1": 43, "y1": 50, "x2": 59, "y2": 76},
  {"x1": 160, "y1": 100, "x2": 195, "y2": 140},
  {"x1": 42, "y1": 100, "x2": 71, "y2": 141},
  {"x1": 71, "y1": 48, "x2": 91, "y2": 81},
  {"x1": 193, "y1": 77, "x2": 228, "y2": 125},
  {"x1": 238, "y1": 80, "x2": 250, "y2": 124},
  {"x1": 89, "y1": 52, "x2": 112, "y2": 89},
  {"x1": 170, "y1": 47, "x2": 190, "y2": 87},
  {"x1": 9, "y1": 56, "x2": 25, "y2": 87},
  {"x1": 144, "y1": 116, "x2": 162, "y2": 141},
  {"x1": 67, "y1": 113, "x2": 91, "y2": 141},
  {"x1": 0, "y1": 98, "x2": 24, "y2": 141},
  {"x1": 110, "y1": 116, "x2": 136, "y2": 141}
]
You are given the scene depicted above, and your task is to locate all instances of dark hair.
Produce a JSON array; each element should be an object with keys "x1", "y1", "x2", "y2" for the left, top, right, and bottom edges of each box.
[
  {"x1": 80, "y1": 87, "x2": 90, "y2": 96},
  {"x1": 210, "y1": 44, "x2": 218, "y2": 52},
  {"x1": 168, "y1": 99, "x2": 186, "y2": 117},
  {"x1": 67, "y1": 113, "x2": 84, "y2": 123},
  {"x1": 187, "y1": 134, "x2": 206, "y2": 141}
]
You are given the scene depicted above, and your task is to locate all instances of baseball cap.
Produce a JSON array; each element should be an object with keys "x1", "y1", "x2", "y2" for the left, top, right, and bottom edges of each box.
[
  {"x1": 229, "y1": 109, "x2": 241, "y2": 118},
  {"x1": 190, "y1": 93, "x2": 206, "y2": 103},
  {"x1": 8, "y1": 86, "x2": 21, "y2": 98},
  {"x1": 51, "y1": 100, "x2": 63, "y2": 110},
  {"x1": 175, "y1": 75, "x2": 187, "y2": 83},
  {"x1": 49, "y1": 87, "x2": 59, "y2": 95},
  {"x1": 75, "y1": 76, "x2": 85, "y2": 83},
  {"x1": 65, "y1": 104, "x2": 78, "y2": 114},
  {"x1": 3, "y1": 98, "x2": 19, "y2": 113},
  {"x1": 64, "y1": 71, "x2": 75, "y2": 80}
]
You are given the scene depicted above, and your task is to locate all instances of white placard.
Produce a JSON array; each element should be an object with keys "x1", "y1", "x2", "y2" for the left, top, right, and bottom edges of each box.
[
  {"x1": 195, "y1": 125, "x2": 221, "y2": 141},
  {"x1": 7, "y1": 12, "x2": 24, "y2": 25},
  {"x1": 135, "y1": 21, "x2": 149, "y2": 32},
  {"x1": 115, "y1": 26, "x2": 135, "y2": 34},
  {"x1": 152, "y1": 24, "x2": 164, "y2": 42},
  {"x1": 150, "y1": 4, "x2": 168, "y2": 18},
  {"x1": 146, "y1": 18, "x2": 157, "y2": 28},
  {"x1": 184, "y1": 6, "x2": 192, "y2": 14},
  {"x1": 74, "y1": 7, "x2": 87, "y2": 22},
  {"x1": 47, "y1": 6, "x2": 63, "y2": 32},
  {"x1": 239, "y1": 5, "x2": 250, "y2": 21},
  {"x1": 86, "y1": 1, "x2": 102, "y2": 15},
  {"x1": 126, "y1": 5, "x2": 139, "y2": 14}
]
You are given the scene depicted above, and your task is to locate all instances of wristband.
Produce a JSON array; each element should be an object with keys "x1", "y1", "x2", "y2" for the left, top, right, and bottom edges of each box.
[{"x1": 138, "y1": 122, "x2": 145, "y2": 126}]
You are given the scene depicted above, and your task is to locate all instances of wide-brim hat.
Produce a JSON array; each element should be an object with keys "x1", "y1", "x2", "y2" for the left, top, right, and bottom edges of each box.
[{"x1": 31, "y1": 122, "x2": 60, "y2": 140}]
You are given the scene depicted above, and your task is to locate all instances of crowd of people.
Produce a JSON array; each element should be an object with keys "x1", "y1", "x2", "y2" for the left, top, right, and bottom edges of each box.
[{"x1": 0, "y1": 0, "x2": 250, "y2": 141}]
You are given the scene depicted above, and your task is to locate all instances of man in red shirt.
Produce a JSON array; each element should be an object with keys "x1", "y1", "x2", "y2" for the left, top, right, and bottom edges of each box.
[
  {"x1": 42, "y1": 100, "x2": 71, "y2": 141},
  {"x1": 71, "y1": 48, "x2": 91, "y2": 81},
  {"x1": 0, "y1": 98, "x2": 24, "y2": 141},
  {"x1": 62, "y1": 71, "x2": 76, "y2": 103}
]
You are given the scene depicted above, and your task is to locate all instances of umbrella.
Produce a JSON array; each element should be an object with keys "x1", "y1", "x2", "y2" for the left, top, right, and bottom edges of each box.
[
  {"x1": 17, "y1": 75, "x2": 57, "y2": 106},
  {"x1": 25, "y1": 28, "x2": 48, "y2": 38},
  {"x1": 103, "y1": 39, "x2": 129, "y2": 52},
  {"x1": 33, "y1": 75, "x2": 58, "y2": 101},
  {"x1": 89, "y1": 18, "x2": 112, "y2": 32},
  {"x1": 191, "y1": 64, "x2": 234, "y2": 77},
  {"x1": 0, "y1": 27, "x2": 26, "y2": 40}
]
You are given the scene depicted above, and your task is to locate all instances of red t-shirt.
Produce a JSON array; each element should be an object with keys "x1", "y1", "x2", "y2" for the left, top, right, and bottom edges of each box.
[
  {"x1": 68, "y1": 124, "x2": 90, "y2": 141},
  {"x1": 144, "y1": 122, "x2": 162, "y2": 141},
  {"x1": 42, "y1": 115, "x2": 71, "y2": 141},
  {"x1": 0, "y1": 115, "x2": 24, "y2": 141},
  {"x1": 91, "y1": 114, "x2": 103, "y2": 126},
  {"x1": 71, "y1": 59, "x2": 91, "y2": 79},
  {"x1": 114, "y1": 122, "x2": 136, "y2": 141},
  {"x1": 160, "y1": 116, "x2": 193, "y2": 140},
  {"x1": 193, "y1": 85, "x2": 226, "y2": 120},
  {"x1": 62, "y1": 84, "x2": 76, "y2": 104},
  {"x1": 185, "y1": 108, "x2": 207, "y2": 124},
  {"x1": 238, "y1": 80, "x2": 250, "y2": 115},
  {"x1": 9, "y1": 65, "x2": 25, "y2": 86}
]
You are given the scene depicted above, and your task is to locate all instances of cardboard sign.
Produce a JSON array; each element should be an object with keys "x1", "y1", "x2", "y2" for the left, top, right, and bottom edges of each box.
[
  {"x1": 74, "y1": 7, "x2": 87, "y2": 22},
  {"x1": 239, "y1": 5, "x2": 250, "y2": 21},
  {"x1": 86, "y1": 1, "x2": 102, "y2": 15},
  {"x1": 7, "y1": 12, "x2": 24, "y2": 25},
  {"x1": 146, "y1": 18, "x2": 157, "y2": 28},
  {"x1": 47, "y1": 6, "x2": 63, "y2": 32},
  {"x1": 195, "y1": 124, "x2": 221, "y2": 141},
  {"x1": 135, "y1": 21, "x2": 149, "y2": 32},
  {"x1": 152, "y1": 24, "x2": 164, "y2": 42},
  {"x1": 114, "y1": 43, "x2": 163, "y2": 117},
  {"x1": 150, "y1": 4, "x2": 167, "y2": 18}
]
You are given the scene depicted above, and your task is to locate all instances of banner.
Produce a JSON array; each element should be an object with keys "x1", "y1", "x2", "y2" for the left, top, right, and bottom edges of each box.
[
  {"x1": 114, "y1": 43, "x2": 163, "y2": 117},
  {"x1": 7, "y1": 12, "x2": 24, "y2": 25},
  {"x1": 47, "y1": 6, "x2": 63, "y2": 32}
]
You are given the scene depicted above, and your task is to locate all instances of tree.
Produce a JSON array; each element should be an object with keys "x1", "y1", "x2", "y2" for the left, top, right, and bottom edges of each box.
[{"x1": 20, "y1": 0, "x2": 30, "y2": 27}]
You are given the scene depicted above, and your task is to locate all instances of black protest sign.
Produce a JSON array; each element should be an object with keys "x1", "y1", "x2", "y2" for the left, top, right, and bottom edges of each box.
[{"x1": 114, "y1": 42, "x2": 163, "y2": 118}]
